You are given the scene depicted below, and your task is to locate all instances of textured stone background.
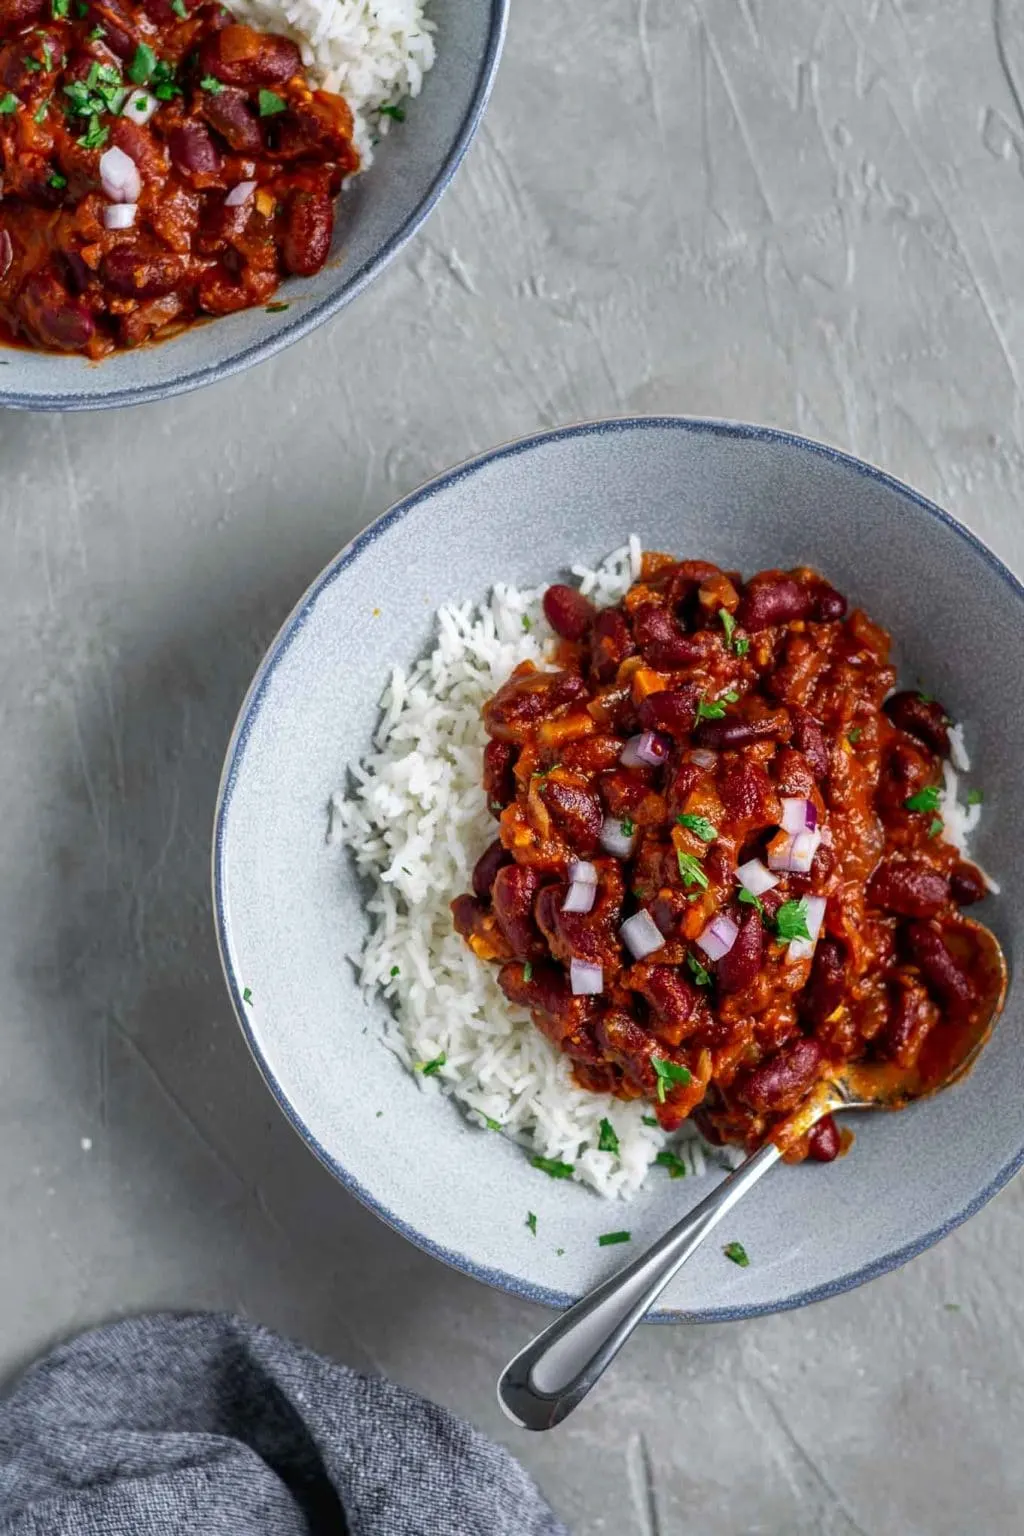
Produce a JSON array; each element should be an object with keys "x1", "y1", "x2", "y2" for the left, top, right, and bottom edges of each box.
[{"x1": 3, "y1": 1, "x2": 1024, "y2": 1530}]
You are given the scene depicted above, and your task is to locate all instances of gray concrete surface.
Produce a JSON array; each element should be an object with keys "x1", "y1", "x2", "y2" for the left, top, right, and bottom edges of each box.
[{"x1": 3, "y1": 0, "x2": 1024, "y2": 1530}]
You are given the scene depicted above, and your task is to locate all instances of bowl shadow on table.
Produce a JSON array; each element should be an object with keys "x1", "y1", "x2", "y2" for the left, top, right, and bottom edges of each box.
[{"x1": 20, "y1": 545, "x2": 581, "y2": 1388}]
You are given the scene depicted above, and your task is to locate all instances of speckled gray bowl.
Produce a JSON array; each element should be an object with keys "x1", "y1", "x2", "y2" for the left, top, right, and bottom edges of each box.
[
  {"x1": 213, "y1": 417, "x2": 1023, "y2": 1320},
  {"x1": 0, "y1": 0, "x2": 507, "y2": 411}
]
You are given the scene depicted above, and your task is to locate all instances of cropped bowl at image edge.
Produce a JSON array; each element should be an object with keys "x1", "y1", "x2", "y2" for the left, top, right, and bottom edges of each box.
[
  {"x1": 213, "y1": 417, "x2": 1024, "y2": 1321},
  {"x1": 0, "y1": 0, "x2": 508, "y2": 411}
]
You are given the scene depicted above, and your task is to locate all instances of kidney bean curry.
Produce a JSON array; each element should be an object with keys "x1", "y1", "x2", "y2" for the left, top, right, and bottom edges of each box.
[
  {"x1": 452, "y1": 555, "x2": 1001, "y2": 1163},
  {"x1": 0, "y1": 0, "x2": 358, "y2": 355}
]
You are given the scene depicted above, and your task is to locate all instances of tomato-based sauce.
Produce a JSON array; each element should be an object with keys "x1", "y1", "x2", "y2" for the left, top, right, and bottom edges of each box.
[
  {"x1": 452, "y1": 556, "x2": 999, "y2": 1162},
  {"x1": 0, "y1": 0, "x2": 358, "y2": 355}
]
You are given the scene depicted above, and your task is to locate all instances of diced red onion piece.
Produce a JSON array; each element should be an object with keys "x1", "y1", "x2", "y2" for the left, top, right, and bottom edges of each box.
[
  {"x1": 620, "y1": 731, "x2": 668, "y2": 769},
  {"x1": 568, "y1": 859, "x2": 598, "y2": 886},
  {"x1": 620, "y1": 909, "x2": 665, "y2": 960},
  {"x1": 780, "y1": 796, "x2": 817, "y2": 834},
  {"x1": 600, "y1": 816, "x2": 635, "y2": 858},
  {"x1": 123, "y1": 88, "x2": 158, "y2": 126},
  {"x1": 767, "y1": 828, "x2": 821, "y2": 874},
  {"x1": 570, "y1": 958, "x2": 603, "y2": 996},
  {"x1": 696, "y1": 912, "x2": 739, "y2": 961},
  {"x1": 99, "y1": 145, "x2": 141, "y2": 204},
  {"x1": 787, "y1": 894, "x2": 828, "y2": 963},
  {"x1": 562, "y1": 880, "x2": 596, "y2": 915},
  {"x1": 735, "y1": 857, "x2": 779, "y2": 896},
  {"x1": 225, "y1": 179, "x2": 257, "y2": 207},
  {"x1": 104, "y1": 202, "x2": 137, "y2": 230}
]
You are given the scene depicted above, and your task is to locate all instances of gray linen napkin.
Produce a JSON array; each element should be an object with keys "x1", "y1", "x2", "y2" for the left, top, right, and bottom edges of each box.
[{"x1": 0, "y1": 1312, "x2": 568, "y2": 1536}]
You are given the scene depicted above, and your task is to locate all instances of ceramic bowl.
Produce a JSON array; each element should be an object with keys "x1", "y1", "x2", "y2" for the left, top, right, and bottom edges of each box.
[
  {"x1": 0, "y1": 0, "x2": 507, "y2": 411},
  {"x1": 213, "y1": 417, "x2": 1022, "y2": 1320}
]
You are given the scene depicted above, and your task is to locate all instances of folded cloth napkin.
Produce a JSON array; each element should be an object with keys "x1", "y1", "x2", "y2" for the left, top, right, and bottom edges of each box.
[{"x1": 0, "y1": 1312, "x2": 568, "y2": 1536}]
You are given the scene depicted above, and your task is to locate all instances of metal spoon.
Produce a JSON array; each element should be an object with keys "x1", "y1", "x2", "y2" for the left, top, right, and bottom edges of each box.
[{"x1": 498, "y1": 918, "x2": 1006, "y2": 1432}]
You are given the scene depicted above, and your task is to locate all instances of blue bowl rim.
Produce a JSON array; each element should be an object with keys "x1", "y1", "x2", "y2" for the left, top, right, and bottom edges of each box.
[
  {"x1": 212, "y1": 414, "x2": 1024, "y2": 1322},
  {"x1": 0, "y1": 0, "x2": 509, "y2": 413}
]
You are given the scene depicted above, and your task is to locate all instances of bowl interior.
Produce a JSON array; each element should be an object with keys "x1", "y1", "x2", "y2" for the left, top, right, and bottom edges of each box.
[
  {"x1": 0, "y1": 0, "x2": 505, "y2": 410},
  {"x1": 215, "y1": 418, "x2": 1023, "y2": 1318}
]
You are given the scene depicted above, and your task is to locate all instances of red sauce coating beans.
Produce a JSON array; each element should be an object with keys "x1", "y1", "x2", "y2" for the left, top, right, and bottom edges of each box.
[
  {"x1": 451, "y1": 555, "x2": 997, "y2": 1162},
  {"x1": 0, "y1": 0, "x2": 359, "y2": 356}
]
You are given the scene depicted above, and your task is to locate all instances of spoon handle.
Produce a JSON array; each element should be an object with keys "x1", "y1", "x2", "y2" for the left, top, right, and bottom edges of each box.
[{"x1": 497, "y1": 1140, "x2": 782, "y2": 1430}]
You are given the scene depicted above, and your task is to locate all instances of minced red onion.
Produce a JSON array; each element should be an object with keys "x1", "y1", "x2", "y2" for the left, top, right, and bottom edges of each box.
[
  {"x1": 780, "y1": 796, "x2": 817, "y2": 834},
  {"x1": 562, "y1": 880, "x2": 596, "y2": 915},
  {"x1": 225, "y1": 180, "x2": 257, "y2": 207},
  {"x1": 123, "y1": 88, "x2": 158, "y2": 126},
  {"x1": 104, "y1": 203, "x2": 137, "y2": 230},
  {"x1": 568, "y1": 859, "x2": 598, "y2": 886},
  {"x1": 570, "y1": 958, "x2": 603, "y2": 996},
  {"x1": 620, "y1": 731, "x2": 668, "y2": 769},
  {"x1": 735, "y1": 857, "x2": 779, "y2": 896},
  {"x1": 689, "y1": 749, "x2": 718, "y2": 770},
  {"x1": 767, "y1": 828, "x2": 821, "y2": 874},
  {"x1": 620, "y1": 909, "x2": 665, "y2": 960},
  {"x1": 787, "y1": 894, "x2": 827, "y2": 963},
  {"x1": 696, "y1": 912, "x2": 739, "y2": 961},
  {"x1": 600, "y1": 816, "x2": 635, "y2": 858},
  {"x1": 99, "y1": 145, "x2": 141, "y2": 204}
]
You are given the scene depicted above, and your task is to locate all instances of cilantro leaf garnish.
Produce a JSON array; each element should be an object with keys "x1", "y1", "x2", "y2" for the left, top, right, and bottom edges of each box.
[
  {"x1": 598, "y1": 1230, "x2": 631, "y2": 1247},
  {"x1": 242, "y1": 986, "x2": 253, "y2": 1005},
  {"x1": 77, "y1": 115, "x2": 108, "y2": 148},
  {"x1": 655, "y1": 1149, "x2": 688, "y2": 1178},
  {"x1": 651, "y1": 1056, "x2": 692, "y2": 1103},
  {"x1": 200, "y1": 74, "x2": 224, "y2": 93},
  {"x1": 265, "y1": 301, "x2": 289, "y2": 313},
  {"x1": 774, "y1": 898, "x2": 811, "y2": 943},
  {"x1": 620, "y1": 815, "x2": 635, "y2": 837},
  {"x1": 47, "y1": 170, "x2": 66, "y2": 188},
  {"x1": 738, "y1": 887, "x2": 764, "y2": 915},
  {"x1": 598, "y1": 1117, "x2": 620, "y2": 1155},
  {"x1": 735, "y1": 637, "x2": 750, "y2": 656},
  {"x1": 929, "y1": 817, "x2": 943, "y2": 838},
  {"x1": 526, "y1": 1211, "x2": 537, "y2": 1236},
  {"x1": 531, "y1": 1154, "x2": 575, "y2": 1179},
  {"x1": 0, "y1": 93, "x2": 18, "y2": 114},
  {"x1": 485, "y1": 1116, "x2": 501, "y2": 1132},
  {"x1": 258, "y1": 88, "x2": 286, "y2": 116},
  {"x1": 677, "y1": 813, "x2": 716, "y2": 842},
  {"x1": 128, "y1": 43, "x2": 157, "y2": 85},
  {"x1": 686, "y1": 951, "x2": 711, "y2": 987},
  {"x1": 379, "y1": 102, "x2": 405, "y2": 121},
  {"x1": 718, "y1": 607, "x2": 736, "y2": 646},
  {"x1": 389, "y1": 965, "x2": 399, "y2": 977},
  {"x1": 676, "y1": 850, "x2": 709, "y2": 889},
  {"x1": 905, "y1": 785, "x2": 941, "y2": 814},
  {"x1": 417, "y1": 1052, "x2": 446, "y2": 1077},
  {"x1": 723, "y1": 1240, "x2": 750, "y2": 1267},
  {"x1": 51, "y1": 0, "x2": 69, "y2": 16},
  {"x1": 847, "y1": 726, "x2": 862, "y2": 744},
  {"x1": 171, "y1": 0, "x2": 188, "y2": 15},
  {"x1": 521, "y1": 614, "x2": 531, "y2": 632},
  {"x1": 522, "y1": 961, "x2": 533, "y2": 982},
  {"x1": 642, "y1": 1115, "x2": 658, "y2": 1127},
  {"x1": 966, "y1": 788, "x2": 983, "y2": 806}
]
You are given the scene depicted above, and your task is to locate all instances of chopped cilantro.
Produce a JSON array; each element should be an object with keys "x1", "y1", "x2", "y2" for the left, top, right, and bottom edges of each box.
[
  {"x1": 485, "y1": 1116, "x2": 501, "y2": 1132},
  {"x1": 201, "y1": 74, "x2": 225, "y2": 93},
  {"x1": 33, "y1": 98, "x2": 49, "y2": 122},
  {"x1": 73, "y1": 0, "x2": 86, "y2": 13},
  {"x1": 77, "y1": 115, "x2": 108, "y2": 149},
  {"x1": 774, "y1": 898, "x2": 811, "y2": 943},
  {"x1": 531, "y1": 1154, "x2": 575, "y2": 1179},
  {"x1": 265, "y1": 301, "x2": 289, "y2": 313},
  {"x1": 521, "y1": 614, "x2": 531, "y2": 632},
  {"x1": 738, "y1": 887, "x2": 764, "y2": 915},
  {"x1": 642, "y1": 1115, "x2": 658, "y2": 1127},
  {"x1": 556, "y1": 1247, "x2": 565, "y2": 1256},
  {"x1": 655, "y1": 1149, "x2": 688, "y2": 1178},
  {"x1": 847, "y1": 726, "x2": 862, "y2": 744},
  {"x1": 171, "y1": 0, "x2": 188, "y2": 14},
  {"x1": 905, "y1": 785, "x2": 941, "y2": 814},
  {"x1": 598, "y1": 1230, "x2": 631, "y2": 1247},
  {"x1": 375, "y1": 1110, "x2": 383, "y2": 1118},
  {"x1": 522, "y1": 961, "x2": 533, "y2": 982},
  {"x1": 379, "y1": 102, "x2": 406, "y2": 121},
  {"x1": 389, "y1": 965, "x2": 399, "y2": 977},
  {"x1": 417, "y1": 1052, "x2": 446, "y2": 1077},
  {"x1": 242, "y1": 986, "x2": 253, "y2": 1005},
  {"x1": 128, "y1": 43, "x2": 157, "y2": 85},
  {"x1": 620, "y1": 815, "x2": 635, "y2": 837},
  {"x1": 677, "y1": 813, "x2": 716, "y2": 842},
  {"x1": 47, "y1": 170, "x2": 67, "y2": 189},
  {"x1": 944, "y1": 1302, "x2": 961, "y2": 1313},
  {"x1": 967, "y1": 787, "x2": 983, "y2": 806},
  {"x1": 676, "y1": 850, "x2": 709, "y2": 889},
  {"x1": 526, "y1": 1211, "x2": 537, "y2": 1236},
  {"x1": 918, "y1": 689, "x2": 934, "y2": 703},
  {"x1": 598, "y1": 1117, "x2": 620, "y2": 1155},
  {"x1": 42, "y1": 39, "x2": 55, "y2": 67},
  {"x1": 651, "y1": 1056, "x2": 692, "y2": 1103},
  {"x1": 718, "y1": 607, "x2": 736, "y2": 646},
  {"x1": 696, "y1": 690, "x2": 738, "y2": 721},
  {"x1": 88, "y1": 24, "x2": 105, "y2": 40},
  {"x1": 24, "y1": 56, "x2": 42, "y2": 72},
  {"x1": 686, "y1": 951, "x2": 711, "y2": 987},
  {"x1": 735, "y1": 637, "x2": 750, "y2": 657},
  {"x1": 258, "y1": 88, "x2": 286, "y2": 116},
  {"x1": 51, "y1": 0, "x2": 70, "y2": 16},
  {"x1": 0, "y1": 93, "x2": 17, "y2": 114},
  {"x1": 723, "y1": 1240, "x2": 750, "y2": 1267},
  {"x1": 929, "y1": 817, "x2": 943, "y2": 838}
]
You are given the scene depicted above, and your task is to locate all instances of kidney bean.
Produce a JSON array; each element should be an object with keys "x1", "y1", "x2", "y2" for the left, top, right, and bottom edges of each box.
[
  {"x1": 811, "y1": 583, "x2": 847, "y2": 622},
  {"x1": 0, "y1": 230, "x2": 11, "y2": 283},
  {"x1": 102, "y1": 246, "x2": 187, "y2": 299},
  {"x1": 119, "y1": 293, "x2": 186, "y2": 348},
  {"x1": 18, "y1": 273, "x2": 95, "y2": 352},
  {"x1": 868, "y1": 857, "x2": 950, "y2": 919},
  {"x1": 717, "y1": 758, "x2": 777, "y2": 823},
  {"x1": 808, "y1": 1114, "x2": 841, "y2": 1161},
  {"x1": 482, "y1": 739, "x2": 516, "y2": 811},
  {"x1": 738, "y1": 572, "x2": 813, "y2": 631},
  {"x1": 0, "y1": 0, "x2": 45, "y2": 24},
  {"x1": 491, "y1": 863, "x2": 544, "y2": 958},
  {"x1": 596, "y1": 1009, "x2": 656, "y2": 1090},
  {"x1": 543, "y1": 778, "x2": 603, "y2": 853},
  {"x1": 200, "y1": 24, "x2": 302, "y2": 87},
  {"x1": 589, "y1": 608, "x2": 635, "y2": 683},
  {"x1": 451, "y1": 892, "x2": 487, "y2": 941},
  {"x1": 791, "y1": 707, "x2": 829, "y2": 780},
  {"x1": 281, "y1": 181, "x2": 334, "y2": 275},
  {"x1": 636, "y1": 966, "x2": 702, "y2": 1041},
  {"x1": 141, "y1": 0, "x2": 180, "y2": 22},
  {"x1": 89, "y1": 0, "x2": 139, "y2": 58},
  {"x1": 484, "y1": 667, "x2": 586, "y2": 743},
  {"x1": 803, "y1": 938, "x2": 846, "y2": 1028},
  {"x1": 740, "y1": 1037, "x2": 823, "y2": 1114},
  {"x1": 878, "y1": 980, "x2": 938, "y2": 1067},
  {"x1": 715, "y1": 909, "x2": 763, "y2": 994},
  {"x1": 543, "y1": 584, "x2": 595, "y2": 641},
  {"x1": 950, "y1": 861, "x2": 986, "y2": 907},
  {"x1": 199, "y1": 86, "x2": 265, "y2": 154},
  {"x1": 665, "y1": 759, "x2": 706, "y2": 816},
  {"x1": 650, "y1": 890, "x2": 687, "y2": 938},
  {"x1": 883, "y1": 690, "x2": 950, "y2": 757},
  {"x1": 272, "y1": 94, "x2": 359, "y2": 168},
  {"x1": 472, "y1": 839, "x2": 512, "y2": 902},
  {"x1": 169, "y1": 121, "x2": 222, "y2": 178},
  {"x1": 637, "y1": 684, "x2": 700, "y2": 738},
  {"x1": 667, "y1": 560, "x2": 722, "y2": 614},
  {"x1": 878, "y1": 738, "x2": 937, "y2": 812},
  {"x1": 110, "y1": 117, "x2": 167, "y2": 183},
  {"x1": 905, "y1": 922, "x2": 973, "y2": 1009},
  {"x1": 694, "y1": 711, "x2": 790, "y2": 751},
  {"x1": 497, "y1": 961, "x2": 595, "y2": 1048},
  {"x1": 632, "y1": 605, "x2": 703, "y2": 669}
]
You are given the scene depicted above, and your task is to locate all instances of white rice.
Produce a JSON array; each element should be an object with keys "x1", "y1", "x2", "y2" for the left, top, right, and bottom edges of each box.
[
  {"x1": 329, "y1": 553, "x2": 991, "y2": 1199},
  {"x1": 223, "y1": 0, "x2": 436, "y2": 162},
  {"x1": 940, "y1": 726, "x2": 997, "y2": 891}
]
